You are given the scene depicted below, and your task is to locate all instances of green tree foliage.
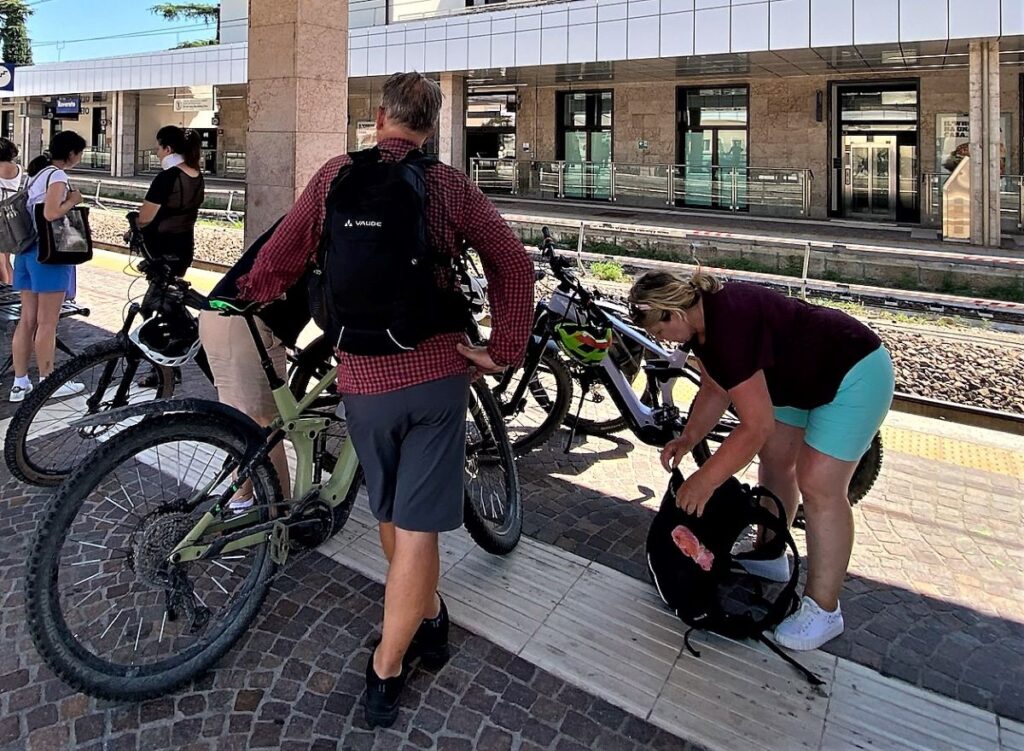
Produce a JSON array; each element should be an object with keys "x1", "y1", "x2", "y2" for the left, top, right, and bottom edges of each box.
[
  {"x1": 0, "y1": 0, "x2": 33, "y2": 66},
  {"x1": 150, "y1": 3, "x2": 220, "y2": 48}
]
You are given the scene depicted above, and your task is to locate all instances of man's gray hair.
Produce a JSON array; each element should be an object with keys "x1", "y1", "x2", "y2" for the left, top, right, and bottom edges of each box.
[{"x1": 380, "y1": 72, "x2": 443, "y2": 134}]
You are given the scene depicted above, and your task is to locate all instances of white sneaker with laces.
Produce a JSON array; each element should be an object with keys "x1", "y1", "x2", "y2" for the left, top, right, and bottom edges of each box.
[
  {"x1": 774, "y1": 595, "x2": 844, "y2": 651},
  {"x1": 737, "y1": 552, "x2": 792, "y2": 582},
  {"x1": 9, "y1": 383, "x2": 33, "y2": 403},
  {"x1": 50, "y1": 381, "x2": 86, "y2": 399},
  {"x1": 227, "y1": 497, "x2": 255, "y2": 513}
]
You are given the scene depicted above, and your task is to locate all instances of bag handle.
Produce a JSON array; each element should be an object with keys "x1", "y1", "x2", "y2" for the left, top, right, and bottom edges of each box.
[{"x1": 26, "y1": 165, "x2": 60, "y2": 194}]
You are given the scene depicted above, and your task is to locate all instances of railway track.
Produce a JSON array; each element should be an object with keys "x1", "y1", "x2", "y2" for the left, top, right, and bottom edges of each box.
[{"x1": 92, "y1": 241, "x2": 1024, "y2": 435}]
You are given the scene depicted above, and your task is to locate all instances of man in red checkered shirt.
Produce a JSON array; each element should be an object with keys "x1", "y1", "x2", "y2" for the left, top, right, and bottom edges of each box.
[{"x1": 236, "y1": 72, "x2": 534, "y2": 727}]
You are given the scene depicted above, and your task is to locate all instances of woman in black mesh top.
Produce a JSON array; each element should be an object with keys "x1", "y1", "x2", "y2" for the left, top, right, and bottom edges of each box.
[
  {"x1": 137, "y1": 125, "x2": 205, "y2": 276},
  {"x1": 136, "y1": 126, "x2": 205, "y2": 386}
]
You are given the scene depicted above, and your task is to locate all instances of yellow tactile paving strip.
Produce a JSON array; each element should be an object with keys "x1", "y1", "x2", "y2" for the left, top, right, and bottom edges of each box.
[
  {"x1": 91, "y1": 248, "x2": 221, "y2": 295},
  {"x1": 880, "y1": 425, "x2": 1024, "y2": 479}
]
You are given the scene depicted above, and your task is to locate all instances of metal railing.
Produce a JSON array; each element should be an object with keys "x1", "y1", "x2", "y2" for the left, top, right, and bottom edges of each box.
[
  {"x1": 471, "y1": 159, "x2": 813, "y2": 217},
  {"x1": 136, "y1": 149, "x2": 162, "y2": 174},
  {"x1": 923, "y1": 172, "x2": 1024, "y2": 231},
  {"x1": 221, "y1": 151, "x2": 246, "y2": 180},
  {"x1": 135, "y1": 149, "x2": 247, "y2": 181},
  {"x1": 80, "y1": 149, "x2": 111, "y2": 171},
  {"x1": 1002, "y1": 175, "x2": 1023, "y2": 230},
  {"x1": 73, "y1": 176, "x2": 245, "y2": 222}
]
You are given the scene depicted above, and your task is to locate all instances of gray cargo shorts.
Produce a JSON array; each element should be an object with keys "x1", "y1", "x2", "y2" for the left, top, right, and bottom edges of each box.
[{"x1": 342, "y1": 374, "x2": 470, "y2": 533}]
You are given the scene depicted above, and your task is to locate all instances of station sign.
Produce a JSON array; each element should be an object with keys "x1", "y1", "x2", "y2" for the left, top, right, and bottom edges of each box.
[
  {"x1": 55, "y1": 96, "x2": 81, "y2": 116},
  {"x1": 174, "y1": 96, "x2": 214, "y2": 113}
]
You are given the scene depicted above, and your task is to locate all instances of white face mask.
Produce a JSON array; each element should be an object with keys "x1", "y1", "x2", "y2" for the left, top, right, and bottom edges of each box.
[{"x1": 161, "y1": 153, "x2": 185, "y2": 170}]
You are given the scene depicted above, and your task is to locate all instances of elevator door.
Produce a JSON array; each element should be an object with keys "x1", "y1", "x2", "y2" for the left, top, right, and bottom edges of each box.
[{"x1": 843, "y1": 136, "x2": 896, "y2": 220}]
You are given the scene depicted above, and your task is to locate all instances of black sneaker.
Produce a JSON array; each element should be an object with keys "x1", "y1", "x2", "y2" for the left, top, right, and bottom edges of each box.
[
  {"x1": 409, "y1": 593, "x2": 450, "y2": 670},
  {"x1": 363, "y1": 649, "x2": 407, "y2": 729}
]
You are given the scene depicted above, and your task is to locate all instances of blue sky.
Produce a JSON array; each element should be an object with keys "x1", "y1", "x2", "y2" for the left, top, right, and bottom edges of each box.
[{"x1": 27, "y1": 0, "x2": 217, "y2": 64}]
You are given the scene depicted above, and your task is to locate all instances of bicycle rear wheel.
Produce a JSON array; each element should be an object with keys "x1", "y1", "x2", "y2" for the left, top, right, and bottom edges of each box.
[
  {"x1": 464, "y1": 381, "x2": 522, "y2": 555},
  {"x1": 25, "y1": 412, "x2": 280, "y2": 700},
  {"x1": 5, "y1": 338, "x2": 174, "y2": 487}
]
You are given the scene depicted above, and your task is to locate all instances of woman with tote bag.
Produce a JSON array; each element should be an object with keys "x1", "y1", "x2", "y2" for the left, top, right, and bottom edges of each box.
[
  {"x1": 8, "y1": 130, "x2": 87, "y2": 402},
  {"x1": 0, "y1": 137, "x2": 23, "y2": 285}
]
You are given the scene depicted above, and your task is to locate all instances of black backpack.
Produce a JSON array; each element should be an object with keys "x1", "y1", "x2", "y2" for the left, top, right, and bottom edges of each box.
[
  {"x1": 646, "y1": 469, "x2": 824, "y2": 685},
  {"x1": 308, "y1": 146, "x2": 468, "y2": 356}
]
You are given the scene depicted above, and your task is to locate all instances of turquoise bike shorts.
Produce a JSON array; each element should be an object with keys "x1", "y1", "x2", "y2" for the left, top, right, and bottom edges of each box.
[{"x1": 773, "y1": 346, "x2": 894, "y2": 462}]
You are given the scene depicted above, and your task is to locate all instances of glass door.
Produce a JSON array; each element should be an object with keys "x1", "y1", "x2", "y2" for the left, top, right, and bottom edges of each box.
[
  {"x1": 558, "y1": 91, "x2": 613, "y2": 200},
  {"x1": 718, "y1": 129, "x2": 748, "y2": 209},
  {"x1": 683, "y1": 131, "x2": 712, "y2": 207},
  {"x1": 843, "y1": 136, "x2": 896, "y2": 220},
  {"x1": 563, "y1": 130, "x2": 587, "y2": 199}
]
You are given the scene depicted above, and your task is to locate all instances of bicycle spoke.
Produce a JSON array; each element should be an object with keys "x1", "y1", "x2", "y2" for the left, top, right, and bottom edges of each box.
[
  {"x1": 47, "y1": 430, "x2": 272, "y2": 672},
  {"x1": 17, "y1": 351, "x2": 166, "y2": 482}
]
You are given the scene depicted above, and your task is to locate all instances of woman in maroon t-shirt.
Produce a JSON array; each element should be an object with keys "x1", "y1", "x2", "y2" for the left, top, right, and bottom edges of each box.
[{"x1": 628, "y1": 269, "x2": 894, "y2": 651}]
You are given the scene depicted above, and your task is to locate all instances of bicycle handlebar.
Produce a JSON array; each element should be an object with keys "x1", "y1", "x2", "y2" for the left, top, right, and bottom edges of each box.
[{"x1": 538, "y1": 226, "x2": 603, "y2": 319}]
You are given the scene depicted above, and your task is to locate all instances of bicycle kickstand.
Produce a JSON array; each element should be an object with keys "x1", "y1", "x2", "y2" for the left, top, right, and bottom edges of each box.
[{"x1": 564, "y1": 390, "x2": 587, "y2": 454}]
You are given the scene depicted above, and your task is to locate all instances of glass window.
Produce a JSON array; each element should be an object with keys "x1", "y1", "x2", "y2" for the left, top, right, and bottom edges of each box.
[
  {"x1": 840, "y1": 89, "x2": 918, "y2": 123},
  {"x1": 676, "y1": 86, "x2": 749, "y2": 209},
  {"x1": 683, "y1": 87, "x2": 748, "y2": 129},
  {"x1": 598, "y1": 92, "x2": 613, "y2": 128},
  {"x1": 563, "y1": 94, "x2": 588, "y2": 128},
  {"x1": 466, "y1": 92, "x2": 517, "y2": 129}
]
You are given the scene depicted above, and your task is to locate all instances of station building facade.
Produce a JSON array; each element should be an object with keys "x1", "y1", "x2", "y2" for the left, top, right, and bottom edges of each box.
[{"x1": 1, "y1": 0, "x2": 1021, "y2": 243}]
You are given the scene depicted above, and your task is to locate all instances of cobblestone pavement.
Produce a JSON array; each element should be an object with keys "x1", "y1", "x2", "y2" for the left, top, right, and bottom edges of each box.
[{"x1": 0, "y1": 467, "x2": 693, "y2": 751}]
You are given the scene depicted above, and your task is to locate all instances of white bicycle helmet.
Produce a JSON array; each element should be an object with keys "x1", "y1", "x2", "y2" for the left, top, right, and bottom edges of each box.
[{"x1": 129, "y1": 313, "x2": 202, "y2": 368}]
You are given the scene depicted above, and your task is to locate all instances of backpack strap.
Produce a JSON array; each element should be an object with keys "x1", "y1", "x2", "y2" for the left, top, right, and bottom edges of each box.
[
  {"x1": 742, "y1": 489, "x2": 825, "y2": 686},
  {"x1": 742, "y1": 487, "x2": 802, "y2": 631}
]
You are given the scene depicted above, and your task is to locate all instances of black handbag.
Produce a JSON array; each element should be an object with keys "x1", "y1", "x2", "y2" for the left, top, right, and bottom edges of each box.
[{"x1": 34, "y1": 173, "x2": 93, "y2": 265}]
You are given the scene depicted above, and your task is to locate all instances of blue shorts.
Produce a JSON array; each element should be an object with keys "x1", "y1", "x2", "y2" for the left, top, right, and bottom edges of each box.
[
  {"x1": 773, "y1": 346, "x2": 894, "y2": 462},
  {"x1": 13, "y1": 247, "x2": 73, "y2": 294}
]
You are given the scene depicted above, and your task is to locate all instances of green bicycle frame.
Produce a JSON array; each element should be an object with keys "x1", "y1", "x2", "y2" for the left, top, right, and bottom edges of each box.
[{"x1": 169, "y1": 310, "x2": 360, "y2": 564}]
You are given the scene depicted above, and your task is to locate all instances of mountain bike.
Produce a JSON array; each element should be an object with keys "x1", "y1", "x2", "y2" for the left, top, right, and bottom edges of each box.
[
  {"x1": 4, "y1": 213, "x2": 210, "y2": 486},
  {"x1": 24, "y1": 299, "x2": 522, "y2": 702},
  {"x1": 505, "y1": 228, "x2": 883, "y2": 504}
]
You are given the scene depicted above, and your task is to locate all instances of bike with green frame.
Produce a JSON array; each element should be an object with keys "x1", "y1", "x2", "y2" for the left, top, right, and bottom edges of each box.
[{"x1": 23, "y1": 300, "x2": 521, "y2": 701}]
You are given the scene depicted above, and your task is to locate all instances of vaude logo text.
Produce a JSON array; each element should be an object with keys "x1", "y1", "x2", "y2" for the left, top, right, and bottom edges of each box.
[{"x1": 344, "y1": 219, "x2": 382, "y2": 228}]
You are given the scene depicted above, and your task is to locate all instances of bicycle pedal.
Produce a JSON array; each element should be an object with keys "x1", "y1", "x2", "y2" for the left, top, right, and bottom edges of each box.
[{"x1": 269, "y1": 521, "x2": 290, "y2": 565}]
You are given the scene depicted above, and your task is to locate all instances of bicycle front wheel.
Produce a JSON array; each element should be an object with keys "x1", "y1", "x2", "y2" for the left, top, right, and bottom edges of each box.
[
  {"x1": 491, "y1": 350, "x2": 572, "y2": 456},
  {"x1": 463, "y1": 381, "x2": 522, "y2": 555},
  {"x1": 25, "y1": 412, "x2": 281, "y2": 701},
  {"x1": 5, "y1": 338, "x2": 174, "y2": 486}
]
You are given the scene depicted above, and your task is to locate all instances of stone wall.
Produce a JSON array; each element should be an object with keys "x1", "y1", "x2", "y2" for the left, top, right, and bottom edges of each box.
[
  {"x1": 217, "y1": 94, "x2": 247, "y2": 153},
  {"x1": 748, "y1": 76, "x2": 828, "y2": 217}
]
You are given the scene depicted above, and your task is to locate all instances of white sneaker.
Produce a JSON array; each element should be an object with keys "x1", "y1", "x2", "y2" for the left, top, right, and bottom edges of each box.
[
  {"x1": 736, "y1": 552, "x2": 792, "y2": 582},
  {"x1": 50, "y1": 381, "x2": 86, "y2": 400},
  {"x1": 227, "y1": 497, "x2": 254, "y2": 513},
  {"x1": 9, "y1": 383, "x2": 33, "y2": 403},
  {"x1": 774, "y1": 596, "x2": 844, "y2": 651}
]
